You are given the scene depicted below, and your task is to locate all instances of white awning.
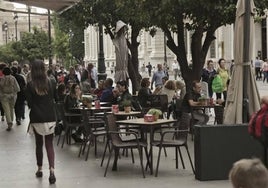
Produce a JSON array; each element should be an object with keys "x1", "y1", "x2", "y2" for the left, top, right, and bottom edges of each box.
[{"x1": 6, "y1": 0, "x2": 80, "y2": 12}]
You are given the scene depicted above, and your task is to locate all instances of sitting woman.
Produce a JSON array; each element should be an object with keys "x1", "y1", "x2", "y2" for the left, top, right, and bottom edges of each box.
[
  {"x1": 175, "y1": 80, "x2": 186, "y2": 100},
  {"x1": 64, "y1": 83, "x2": 83, "y2": 142},
  {"x1": 113, "y1": 80, "x2": 133, "y2": 111},
  {"x1": 138, "y1": 78, "x2": 152, "y2": 108},
  {"x1": 64, "y1": 83, "x2": 81, "y2": 113},
  {"x1": 158, "y1": 80, "x2": 176, "y2": 103}
]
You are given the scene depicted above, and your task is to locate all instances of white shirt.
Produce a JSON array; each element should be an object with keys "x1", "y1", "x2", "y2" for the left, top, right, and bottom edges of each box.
[{"x1": 172, "y1": 62, "x2": 180, "y2": 70}]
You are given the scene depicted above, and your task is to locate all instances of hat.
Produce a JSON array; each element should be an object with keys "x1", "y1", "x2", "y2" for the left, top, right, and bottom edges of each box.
[{"x1": 115, "y1": 20, "x2": 127, "y2": 33}]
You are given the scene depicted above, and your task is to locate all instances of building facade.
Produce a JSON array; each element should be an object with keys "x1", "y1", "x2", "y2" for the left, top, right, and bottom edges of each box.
[
  {"x1": 0, "y1": 1, "x2": 51, "y2": 46},
  {"x1": 84, "y1": 18, "x2": 268, "y2": 72}
]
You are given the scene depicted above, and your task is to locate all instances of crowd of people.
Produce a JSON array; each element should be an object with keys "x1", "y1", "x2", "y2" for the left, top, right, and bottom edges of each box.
[{"x1": 1, "y1": 57, "x2": 267, "y2": 186}]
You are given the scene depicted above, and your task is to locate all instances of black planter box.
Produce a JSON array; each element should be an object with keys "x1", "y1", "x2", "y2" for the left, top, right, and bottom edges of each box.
[{"x1": 194, "y1": 124, "x2": 264, "y2": 181}]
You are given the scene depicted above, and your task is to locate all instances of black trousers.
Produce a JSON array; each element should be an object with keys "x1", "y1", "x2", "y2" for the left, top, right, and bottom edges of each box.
[{"x1": 14, "y1": 102, "x2": 25, "y2": 121}]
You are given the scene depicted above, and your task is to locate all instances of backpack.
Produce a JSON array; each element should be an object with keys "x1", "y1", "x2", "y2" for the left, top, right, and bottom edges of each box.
[
  {"x1": 212, "y1": 75, "x2": 223, "y2": 93},
  {"x1": 248, "y1": 104, "x2": 268, "y2": 146}
]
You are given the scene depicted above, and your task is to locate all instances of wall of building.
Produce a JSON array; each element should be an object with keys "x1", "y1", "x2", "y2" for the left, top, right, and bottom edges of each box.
[{"x1": 84, "y1": 19, "x2": 266, "y2": 72}]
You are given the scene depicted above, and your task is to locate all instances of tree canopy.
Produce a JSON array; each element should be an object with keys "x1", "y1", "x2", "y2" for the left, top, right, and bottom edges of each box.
[
  {"x1": 0, "y1": 27, "x2": 51, "y2": 64},
  {"x1": 61, "y1": 0, "x2": 268, "y2": 90}
]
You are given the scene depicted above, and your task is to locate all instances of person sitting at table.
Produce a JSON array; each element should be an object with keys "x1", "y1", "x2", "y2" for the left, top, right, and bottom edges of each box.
[
  {"x1": 138, "y1": 78, "x2": 152, "y2": 107},
  {"x1": 175, "y1": 80, "x2": 186, "y2": 100},
  {"x1": 93, "y1": 80, "x2": 105, "y2": 99},
  {"x1": 100, "y1": 78, "x2": 115, "y2": 103},
  {"x1": 157, "y1": 80, "x2": 176, "y2": 103},
  {"x1": 64, "y1": 83, "x2": 83, "y2": 142},
  {"x1": 56, "y1": 83, "x2": 66, "y2": 102},
  {"x1": 113, "y1": 80, "x2": 133, "y2": 111},
  {"x1": 181, "y1": 80, "x2": 209, "y2": 125}
]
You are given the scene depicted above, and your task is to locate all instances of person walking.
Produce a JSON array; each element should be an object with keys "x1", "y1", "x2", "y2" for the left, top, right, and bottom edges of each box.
[
  {"x1": 262, "y1": 59, "x2": 268, "y2": 83},
  {"x1": 146, "y1": 62, "x2": 152, "y2": 77},
  {"x1": 25, "y1": 60, "x2": 57, "y2": 184},
  {"x1": 216, "y1": 58, "x2": 229, "y2": 101},
  {"x1": 11, "y1": 66, "x2": 26, "y2": 126},
  {"x1": 201, "y1": 60, "x2": 217, "y2": 98},
  {"x1": 151, "y1": 64, "x2": 166, "y2": 90},
  {"x1": 0, "y1": 62, "x2": 7, "y2": 121},
  {"x1": 0, "y1": 66, "x2": 20, "y2": 131},
  {"x1": 172, "y1": 60, "x2": 180, "y2": 80},
  {"x1": 254, "y1": 57, "x2": 262, "y2": 80}
]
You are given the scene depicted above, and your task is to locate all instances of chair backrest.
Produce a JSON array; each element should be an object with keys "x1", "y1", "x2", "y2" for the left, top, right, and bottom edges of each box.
[
  {"x1": 150, "y1": 94, "x2": 169, "y2": 113},
  {"x1": 55, "y1": 102, "x2": 64, "y2": 120},
  {"x1": 105, "y1": 114, "x2": 121, "y2": 144},
  {"x1": 174, "y1": 112, "x2": 191, "y2": 141},
  {"x1": 201, "y1": 81, "x2": 209, "y2": 98},
  {"x1": 174, "y1": 98, "x2": 183, "y2": 119},
  {"x1": 81, "y1": 109, "x2": 92, "y2": 136},
  {"x1": 159, "y1": 95, "x2": 169, "y2": 113}
]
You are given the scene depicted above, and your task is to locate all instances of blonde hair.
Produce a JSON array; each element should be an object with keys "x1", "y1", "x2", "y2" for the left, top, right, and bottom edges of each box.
[
  {"x1": 229, "y1": 158, "x2": 268, "y2": 188},
  {"x1": 175, "y1": 80, "x2": 185, "y2": 90}
]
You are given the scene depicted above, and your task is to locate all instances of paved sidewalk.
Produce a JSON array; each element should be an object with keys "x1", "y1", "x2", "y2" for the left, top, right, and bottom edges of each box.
[
  {"x1": 1, "y1": 78, "x2": 267, "y2": 188},
  {"x1": 0, "y1": 110, "x2": 230, "y2": 188}
]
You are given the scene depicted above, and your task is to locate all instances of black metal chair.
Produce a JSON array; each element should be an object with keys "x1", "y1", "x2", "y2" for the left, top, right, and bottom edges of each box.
[
  {"x1": 152, "y1": 112, "x2": 195, "y2": 177},
  {"x1": 55, "y1": 102, "x2": 84, "y2": 148},
  {"x1": 104, "y1": 114, "x2": 149, "y2": 178},
  {"x1": 78, "y1": 109, "x2": 106, "y2": 160}
]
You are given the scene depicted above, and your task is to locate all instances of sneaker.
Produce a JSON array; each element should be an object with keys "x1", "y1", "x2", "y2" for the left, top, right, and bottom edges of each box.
[
  {"x1": 35, "y1": 171, "x2": 43, "y2": 178},
  {"x1": 49, "y1": 172, "x2": 56, "y2": 184},
  {"x1": 16, "y1": 120, "x2": 21, "y2": 126},
  {"x1": 1, "y1": 116, "x2": 4, "y2": 121}
]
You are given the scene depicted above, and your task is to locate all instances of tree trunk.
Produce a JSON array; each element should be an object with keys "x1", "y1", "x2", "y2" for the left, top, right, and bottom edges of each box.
[{"x1": 127, "y1": 26, "x2": 142, "y2": 95}]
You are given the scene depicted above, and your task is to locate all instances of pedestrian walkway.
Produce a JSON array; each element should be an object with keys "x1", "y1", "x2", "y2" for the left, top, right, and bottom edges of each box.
[{"x1": 0, "y1": 108, "x2": 230, "y2": 188}]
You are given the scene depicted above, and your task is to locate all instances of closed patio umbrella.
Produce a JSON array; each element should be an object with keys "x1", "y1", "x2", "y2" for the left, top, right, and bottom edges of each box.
[
  {"x1": 224, "y1": 0, "x2": 260, "y2": 124},
  {"x1": 113, "y1": 20, "x2": 129, "y2": 83}
]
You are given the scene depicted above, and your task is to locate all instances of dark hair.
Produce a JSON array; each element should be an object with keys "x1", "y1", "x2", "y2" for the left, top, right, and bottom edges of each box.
[
  {"x1": 11, "y1": 66, "x2": 18, "y2": 74},
  {"x1": 218, "y1": 58, "x2": 225, "y2": 65},
  {"x1": 140, "y1": 78, "x2": 150, "y2": 87},
  {"x1": 105, "y1": 78, "x2": 113, "y2": 87},
  {"x1": 207, "y1": 60, "x2": 213, "y2": 66},
  {"x1": 70, "y1": 83, "x2": 79, "y2": 97},
  {"x1": 117, "y1": 80, "x2": 128, "y2": 88},
  {"x1": 30, "y1": 59, "x2": 49, "y2": 95},
  {"x1": 2, "y1": 67, "x2": 11, "y2": 75},
  {"x1": 192, "y1": 80, "x2": 200, "y2": 88}
]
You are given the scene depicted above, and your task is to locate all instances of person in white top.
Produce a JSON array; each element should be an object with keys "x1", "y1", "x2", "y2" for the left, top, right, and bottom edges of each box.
[
  {"x1": 172, "y1": 60, "x2": 180, "y2": 80},
  {"x1": 74, "y1": 64, "x2": 81, "y2": 82}
]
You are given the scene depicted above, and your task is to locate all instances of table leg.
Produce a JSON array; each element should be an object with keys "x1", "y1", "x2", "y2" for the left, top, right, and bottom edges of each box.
[{"x1": 149, "y1": 126, "x2": 153, "y2": 175}]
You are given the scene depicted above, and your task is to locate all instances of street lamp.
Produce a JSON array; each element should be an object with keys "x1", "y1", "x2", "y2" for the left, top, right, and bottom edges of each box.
[
  {"x1": 13, "y1": 13, "x2": 18, "y2": 41},
  {"x1": 97, "y1": 24, "x2": 106, "y2": 81},
  {"x1": 3, "y1": 22, "x2": 8, "y2": 44}
]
